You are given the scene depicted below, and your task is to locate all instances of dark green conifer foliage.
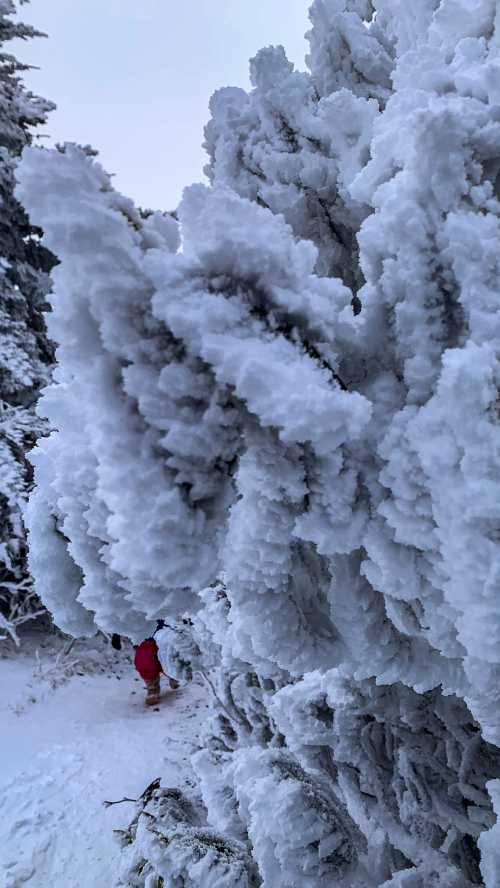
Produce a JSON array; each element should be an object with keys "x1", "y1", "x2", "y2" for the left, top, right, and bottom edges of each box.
[{"x1": 0, "y1": 0, "x2": 56, "y2": 640}]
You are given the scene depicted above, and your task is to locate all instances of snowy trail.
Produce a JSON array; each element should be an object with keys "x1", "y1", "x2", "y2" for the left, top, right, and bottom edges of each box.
[{"x1": 0, "y1": 645, "x2": 209, "y2": 888}]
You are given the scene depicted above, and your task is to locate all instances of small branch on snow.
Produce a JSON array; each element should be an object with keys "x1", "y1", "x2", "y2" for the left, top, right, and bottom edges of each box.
[{"x1": 103, "y1": 797, "x2": 138, "y2": 809}]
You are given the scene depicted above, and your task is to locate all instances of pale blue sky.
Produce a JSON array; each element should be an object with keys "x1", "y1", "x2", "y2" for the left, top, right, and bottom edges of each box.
[{"x1": 14, "y1": 1, "x2": 311, "y2": 210}]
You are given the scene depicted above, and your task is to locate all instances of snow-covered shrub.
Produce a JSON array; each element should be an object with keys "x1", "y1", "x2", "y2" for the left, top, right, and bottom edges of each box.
[
  {"x1": 17, "y1": 0, "x2": 500, "y2": 884},
  {"x1": 232, "y1": 747, "x2": 367, "y2": 887},
  {"x1": 31, "y1": 632, "x2": 132, "y2": 690},
  {"x1": 0, "y1": 575, "x2": 45, "y2": 645},
  {"x1": 273, "y1": 670, "x2": 500, "y2": 884},
  {"x1": 115, "y1": 781, "x2": 258, "y2": 888},
  {"x1": 0, "y1": 0, "x2": 56, "y2": 641}
]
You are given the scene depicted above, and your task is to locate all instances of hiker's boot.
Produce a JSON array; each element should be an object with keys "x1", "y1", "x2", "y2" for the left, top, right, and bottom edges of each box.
[
  {"x1": 145, "y1": 677, "x2": 160, "y2": 706},
  {"x1": 169, "y1": 677, "x2": 180, "y2": 690}
]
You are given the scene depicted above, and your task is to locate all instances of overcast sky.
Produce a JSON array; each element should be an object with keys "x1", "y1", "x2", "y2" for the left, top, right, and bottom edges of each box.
[{"x1": 14, "y1": 1, "x2": 310, "y2": 210}]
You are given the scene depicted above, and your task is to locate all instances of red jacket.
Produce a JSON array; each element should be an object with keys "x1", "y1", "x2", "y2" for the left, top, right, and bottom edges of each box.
[{"x1": 134, "y1": 638, "x2": 163, "y2": 682}]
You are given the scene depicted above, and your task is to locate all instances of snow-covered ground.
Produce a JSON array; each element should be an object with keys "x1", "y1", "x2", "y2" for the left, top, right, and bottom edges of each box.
[{"x1": 0, "y1": 633, "x2": 209, "y2": 888}]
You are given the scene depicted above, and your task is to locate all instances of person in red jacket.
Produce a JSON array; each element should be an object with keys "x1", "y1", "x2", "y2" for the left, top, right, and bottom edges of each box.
[
  {"x1": 110, "y1": 621, "x2": 179, "y2": 706},
  {"x1": 133, "y1": 621, "x2": 179, "y2": 706}
]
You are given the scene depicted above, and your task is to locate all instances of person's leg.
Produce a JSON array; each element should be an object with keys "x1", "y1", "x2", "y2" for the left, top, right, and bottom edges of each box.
[{"x1": 145, "y1": 676, "x2": 160, "y2": 705}]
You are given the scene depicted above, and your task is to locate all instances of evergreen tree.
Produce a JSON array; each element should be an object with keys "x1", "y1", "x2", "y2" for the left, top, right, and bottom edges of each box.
[
  {"x1": 0, "y1": 0, "x2": 56, "y2": 643},
  {"x1": 17, "y1": 0, "x2": 500, "y2": 884}
]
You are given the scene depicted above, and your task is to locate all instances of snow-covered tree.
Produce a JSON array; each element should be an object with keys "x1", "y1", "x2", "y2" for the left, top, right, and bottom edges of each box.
[
  {"x1": 115, "y1": 780, "x2": 259, "y2": 888},
  {"x1": 17, "y1": 0, "x2": 500, "y2": 884},
  {"x1": 0, "y1": 0, "x2": 56, "y2": 643}
]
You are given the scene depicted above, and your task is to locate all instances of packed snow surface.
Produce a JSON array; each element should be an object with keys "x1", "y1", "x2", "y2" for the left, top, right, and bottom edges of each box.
[{"x1": 0, "y1": 635, "x2": 208, "y2": 888}]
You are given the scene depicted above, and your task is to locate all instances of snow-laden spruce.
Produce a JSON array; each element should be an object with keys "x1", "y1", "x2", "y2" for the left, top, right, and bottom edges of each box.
[
  {"x1": 17, "y1": 0, "x2": 500, "y2": 884},
  {"x1": 0, "y1": 0, "x2": 56, "y2": 644}
]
